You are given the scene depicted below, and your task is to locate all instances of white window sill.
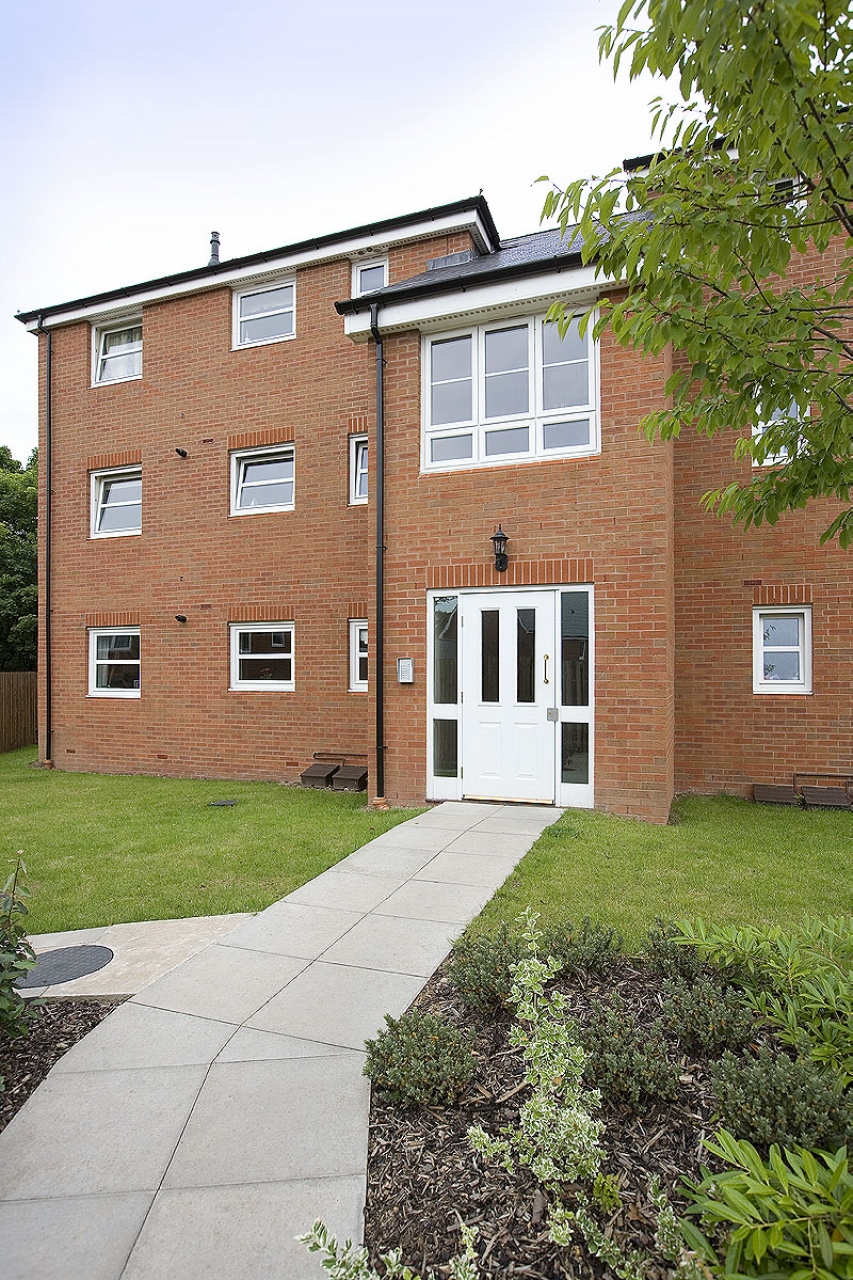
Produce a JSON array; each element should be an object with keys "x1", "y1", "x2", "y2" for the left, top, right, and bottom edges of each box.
[
  {"x1": 90, "y1": 530, "x2": 142, "y2": 540},
  {"x1": 231, "y1": 333, "x2": 296, "y2": 352},
  {"x1": 91, "y1": 374, "x2": 143, "y2": 389},
  {"x1": 87, "y1": 691, "x2": 141, "y2": 699}
]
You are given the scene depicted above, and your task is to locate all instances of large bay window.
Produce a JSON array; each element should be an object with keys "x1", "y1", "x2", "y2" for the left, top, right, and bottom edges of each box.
[{"x1": 423, "y1": 313, "x2": 598, "y2": 470}]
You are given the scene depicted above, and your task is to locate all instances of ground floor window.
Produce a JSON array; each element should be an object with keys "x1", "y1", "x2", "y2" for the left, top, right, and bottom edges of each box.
[
  {"x1": 349, "y1": 619, "x2": 368, "y2": 690},
  {"x1": 230, "y1": 622, "x2": 294, "y2": 690},
  {"x1": 753, "y1": 607, "x2": 812, "y2": 694},
  {"x1": 88, "y1": 628, "x2": 140, "y2": 697}
]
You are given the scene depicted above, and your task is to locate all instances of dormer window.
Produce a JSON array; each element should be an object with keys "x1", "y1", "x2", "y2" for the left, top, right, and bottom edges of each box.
[{"x1": 93, "y1": 320, "x2": 142, "y2": 385}]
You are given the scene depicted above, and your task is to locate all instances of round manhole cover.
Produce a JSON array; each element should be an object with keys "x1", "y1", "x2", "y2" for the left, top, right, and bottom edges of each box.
[{"x1": 16, "y1": 944, "x2": 115, "y2": 989}]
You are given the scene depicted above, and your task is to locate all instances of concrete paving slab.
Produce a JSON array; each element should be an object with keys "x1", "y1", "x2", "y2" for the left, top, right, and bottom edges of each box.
[
  {"x1": 0, "y1": 1192, "x2": 154, "y2": 1280},
  {"x1": 341, "y1": 844, "x2": 438, "y2": 879},
  {"x1": 366, "y1": 824, "x2": 460, "y2": 853},
  {"x1": 215, "y1": 1027, "x2": 356, "y2": 1063},
  {"x1": 321, "y1": 913, "x2": 462, "y2": 976},
  {"x1": 163, "y1": 1056, "x2": 370, "y2": 1188},
  {"x1": 406, "y1": 801, "x2": 499, "y2": 828},
  {"x1": 247, "y1": 961, "x2": 425, "y2": 1049},
  {"x1": 285, "y1": 868, "x2": 403, "y2": 913},
  {"x1": 30, "y1": 926, "x2": 110, "y2": 951},
  {"x1": 473, "y1": 811, "x2": 562, "y2": 835},
  {"x1": 132, "y1": 943, "x2": 307, "y2": 1024},
  {"x1": 122, "y1": 1176, "x2": 365, "y2": 1280},
  {"x1": 446, "y1": 828, "x2": 544, "y2": 858},
  {"x1": 0, "y1": 1065, "x2": 207, "y2": 1199},
  {"x1": 50, "y1": 1003, "x2": 235, "y2": 1073},
  {"x1": 219, "y1": 901, "x2": 362, "y2": 959},
  {"x1": 416, "y1": 850, "x2": 521, "y2": 886},
  {"x1": 373, "y1": 878, "x2": 494, "y2": 923}
]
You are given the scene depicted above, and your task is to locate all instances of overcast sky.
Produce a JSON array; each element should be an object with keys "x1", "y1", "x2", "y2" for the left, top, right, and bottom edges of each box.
[{"x1": 0, "y1": 0, "x2": 663, "y2": 464}]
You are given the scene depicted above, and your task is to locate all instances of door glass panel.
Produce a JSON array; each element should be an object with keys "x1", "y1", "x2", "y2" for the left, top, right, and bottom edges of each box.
[
  {"x1": 561, "y1": 593, "x2": 589, "y2": 707},
  {"x1": 433, "y1": 597, "x2": 458, "y2": 704},
  {"x1": 481, "y1": 610, "x2": 499, "y2": 702},
  {"x1": 562, "y1": 723, "x2": 589, "y2": 784},
  {"x1": 516, "y1": 608, "x2": 535, "y2": 703},
  {"x1": 433, "y1": 719, "x2": 458, "y2": 777}
]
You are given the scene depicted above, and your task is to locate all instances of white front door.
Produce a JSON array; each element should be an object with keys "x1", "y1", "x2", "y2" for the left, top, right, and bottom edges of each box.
[
  {"x1": 460, "y1": 590, "x2": 556, "y2": 802},
  {"x1": 427, "y1": 586, "x2": 593, "y2": 808}
]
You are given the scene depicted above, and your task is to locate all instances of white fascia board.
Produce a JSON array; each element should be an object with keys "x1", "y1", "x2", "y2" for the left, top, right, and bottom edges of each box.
[
  {"x1": 343, "y1": 264, "x2": 611, "y2": 341},
  {"x1": 24, "y1": 209, "x2": 496, "y2": 332}
]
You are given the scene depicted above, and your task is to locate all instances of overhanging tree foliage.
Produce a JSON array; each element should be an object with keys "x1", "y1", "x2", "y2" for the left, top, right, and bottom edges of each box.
[
  {"x1": 542, "y1": 0, "x2": 853, "y2": 545},
  {"x1": 0, "y1": 447, "x2": 37, "y2": 671}
]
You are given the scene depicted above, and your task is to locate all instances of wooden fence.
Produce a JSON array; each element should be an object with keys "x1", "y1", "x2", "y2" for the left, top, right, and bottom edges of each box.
[{"x1": 0, "y1": 672, "x2": 37, "y2": 753}]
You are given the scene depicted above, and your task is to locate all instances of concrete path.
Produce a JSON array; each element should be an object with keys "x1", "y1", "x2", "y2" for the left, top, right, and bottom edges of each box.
[{"x1": 0, "y1": 801, "x2": 562, "y2": 1280}]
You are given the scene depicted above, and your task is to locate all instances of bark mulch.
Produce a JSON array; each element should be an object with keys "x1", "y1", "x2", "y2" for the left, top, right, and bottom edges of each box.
[
  {"x1": 365, "y1": 958, "x2": 720, "y2": 1279},
  {"x1": 0, "y1": 998, "x2": 126, "y2": 1132}
]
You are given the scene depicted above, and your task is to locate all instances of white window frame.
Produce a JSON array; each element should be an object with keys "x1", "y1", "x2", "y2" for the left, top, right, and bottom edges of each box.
[
  {"x1": 753, "y1": 606, "x2": 812, "y2": 694},
  {"x1": 229, "y1": 622, "x2": 295, "y2": 691},
  {"x1": 232, "y1": 278, "x2": 296, "y2": 349},
  {"x1": 421, "y1": 311, "x2": 599, "y2": 472},
  {"x1": 352, "y1": 257, "x2": 388, "y2": 297},
  {"x1": 230, "y1": 444, "x2": 295, "y2": 516},
  {"x1": 90, "y1": 466, "x2": 142, "y2": 539},
  {"x1": 88, "y1": 627, "x2": 141, "y2": 698},
  {"x1": 92, "y1": 317, "x2": 142, "y2": 387},
  {"x1": 349, "y1": 435, "x2": 368, "y2": 505},
  {"x1": 349, "y1": 619, "x2": 368, "y2": 691}
]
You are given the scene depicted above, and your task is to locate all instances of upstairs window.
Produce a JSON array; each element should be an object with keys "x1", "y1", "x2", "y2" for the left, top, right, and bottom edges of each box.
[
  {"x1": 231, "y1": 445, "x2": 295, "y2": 515},
  {"x1": 752, "y1": 399, "x2": 805, "y2": 467},
  {"x1": 233, "y1": 280, "x2": 295, "y2": 348},
  {"x1": 88, "y1": 628, "x2": 140, "y2": 697},
  {"x1": 753, "y1": 607, "x2": 812, "y2": 694},
  {"x1": 350, "y1": 435, "x2": 368, "y2": 504},
  {"x1": 91, "y1": 467, "x2": 142, "y2": 538},
  {"x1": 94, "y1": 320, "x2": 142, "y2": 385},
  {"x1": 423, "y1": 313, "x2": 598, "y2": 470},
  {"x1": 230, "y1": 623, "x2": 294, "y2": 690},
  {"x1": 352, "y1": 258, "x2": 388, "y2": 296}
]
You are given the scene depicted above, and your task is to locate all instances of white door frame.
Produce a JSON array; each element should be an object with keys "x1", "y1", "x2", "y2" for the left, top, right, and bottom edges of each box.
[{"x1": 426, "y1": 585, "x2": 594, "y2": 808}]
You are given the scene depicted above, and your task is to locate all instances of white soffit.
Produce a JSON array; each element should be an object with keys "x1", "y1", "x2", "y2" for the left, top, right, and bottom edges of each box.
[{"x1": 24, "y1": 208, "x2": 496, "y2": 332}]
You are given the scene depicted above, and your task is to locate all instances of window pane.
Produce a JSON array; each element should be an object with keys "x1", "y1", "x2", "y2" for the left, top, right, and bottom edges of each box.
[
  {"x1": 241, "y1": 457, "x2": 293, "y2": 484},
  {"x1": 485, "y1": 326, "x2": 527, "y2": 374},
  {"x1": 240, "y1": 286, "x2": 293, "y2": 318},
  {"x1": 358, "y1": 264, "x2": 385, "y2": 293},
  {"x1": 100, "y1": 352, "x2": 141, "y2": 381},
  {"x1": 543, "y1": 419, "x2": 591, "y2": 450},
  {"x1": 237, "y1": 481, "x2": 293, "y2": 508},
  {"x1": 98, "y1": 501, "x2": 141, "y2": 532},
  {"x1": 543, "y1": 318, "x2": 585, "y2": 364},
  {"x1": 561, "y1": 593, "x2": 589, "y2": 707},
  {"x1": 433, "y1": 719, "x2": 458, "y2": 778},
  {"x1": 485, "y1": 426, "x2": 529, "y2": 456},
  {"x1": 543, "y1": 363, "x2": 589, "y2": 410},
  {"x1": 481, "y1": 610, "x2": 499, "y2": 703},
  {"x1": 102, "y1": 326, "x2": 141, "y2": 354},
  {"x1": 357, "y1": 625, "x2": 368, "y2": 683},
  {"x1": 240, "y1": 312, "x2": 294, "y2": 343},
  {"x1": 434, "y1": 597, "x2": 458, "y2": 704},
  {"x1": 431, "y1": 434, "x2": 473, "y2": 463},
  {"x1": 517, "y1": 608, "x2": 535, "y2": 703},
  {"x1": 561, "y1": 723, "x2": 589, "y2": 784},
  {"x1": 431, "y1": 336, "x2": 471, "y2": 383},
  {"x1": 239, "y1": 658, "x2": 292, "y2": 682},
  {"x1": 103, "y1": 477, "x2": 141, "y2": 505},
  {"x1": 431, "y1": 380, "x2": 472, "y2": 425},
  {"x1": 95, "y1": 663, "x2": 140, "y2": 690},
  {"x1": 762, "y1": 615, "x2": 800, "y2": 648},
  {"x1": 239, "y1": 630, "x2": 291, "y2": 655},
  {"x1": 484, "y1": 369, "x2": 528, "y2": 418},
  {"x1": 96, "y1": 634, "x2": 139, "y2": 661},
  {"x1": 763, "y1": 652, "x2": 800, "y2": 682}
]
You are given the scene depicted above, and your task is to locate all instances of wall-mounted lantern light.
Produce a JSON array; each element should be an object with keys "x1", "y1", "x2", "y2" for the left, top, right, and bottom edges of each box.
[{"x1": 490, "y1": 525, "x2": 509, "y2": 573}]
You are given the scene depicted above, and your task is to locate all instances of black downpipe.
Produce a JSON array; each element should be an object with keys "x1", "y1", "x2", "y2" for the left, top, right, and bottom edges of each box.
[
  {"x1": 369, "y1": 303, "x2": 386, "y2": 803},
  {"x1": 35, "y1": 319, "x2": 52, "y2": 765}
]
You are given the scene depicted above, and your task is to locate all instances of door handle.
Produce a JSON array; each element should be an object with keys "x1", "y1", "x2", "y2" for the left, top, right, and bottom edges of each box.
[{"x1": 543, "y1": 653, "x2": 550, "y2": 684}]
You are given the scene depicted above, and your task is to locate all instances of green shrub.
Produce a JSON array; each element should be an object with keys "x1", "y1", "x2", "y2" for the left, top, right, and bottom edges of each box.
[
  {"x1": 542, "y1": 917, "x2": 623, "y2": 976},
  {"x1": 662, "y1": 974, "x2": 757, "y2": 1056},
  {"x1": 0, "y1": 857, "x2": 37, "y2": 1043},
  {"x1": 580, "y1": 994, "x2": 680, "y2": 1109},
  {"x1": 447, "y1": 923, "x2": 525, "y2": 1011},
  {"x1": 711, "y1": 1047, "x2": 853, "y2": 1152},
  {"x1": 364, "y1": 1010, "x2": 475, "y2": 1108},
  {"x1": 642, "y1": 919, "x2": 705, "y2": 980},
  {"x1": 680, "y1": 1129, "x2": 853, "y2": 1280}
]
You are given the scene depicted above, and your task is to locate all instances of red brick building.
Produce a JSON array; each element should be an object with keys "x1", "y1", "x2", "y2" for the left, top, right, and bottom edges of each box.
[{"x1": 17, "y1": 194, "x2": 851, "y2": 823}]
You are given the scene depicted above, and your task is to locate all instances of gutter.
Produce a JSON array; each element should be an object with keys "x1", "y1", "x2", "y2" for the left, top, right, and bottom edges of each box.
[
  {"x1": 34, "y1": 316, "x2": 53, "y2": 767},
  {"x1": 370, "y1": 302, "x2": 387, "y2": 809}
]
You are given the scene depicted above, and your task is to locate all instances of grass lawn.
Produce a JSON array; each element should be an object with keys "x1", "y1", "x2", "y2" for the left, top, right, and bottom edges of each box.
[
  {"x1": 1, "y1": 747, "x2": 419, "y2": 934},
  {"x1": 474, "y1": 795, "x2": 853, "y2": 950}
]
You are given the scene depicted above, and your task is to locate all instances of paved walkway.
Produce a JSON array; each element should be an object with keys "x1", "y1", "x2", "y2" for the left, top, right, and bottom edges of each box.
[{"x1": 0, "y1": 801, "x2": 561, "y2": 1280}]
